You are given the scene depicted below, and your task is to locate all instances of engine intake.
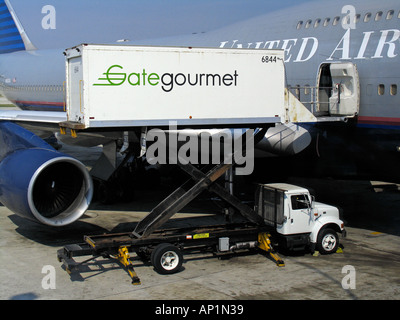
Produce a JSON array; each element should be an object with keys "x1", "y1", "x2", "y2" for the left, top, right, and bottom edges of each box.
[
  {"x1": 0, "y1": 122, "x2": 93, "y2": 226},
  {"x1": 0, "y1": 148, "x2": 93, "y2": 226}
]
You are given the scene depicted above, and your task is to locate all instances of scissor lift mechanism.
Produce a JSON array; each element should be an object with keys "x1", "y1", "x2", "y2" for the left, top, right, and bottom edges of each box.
[{"x1": 57, "y1": 128, "x2": 285, "y2": 285}]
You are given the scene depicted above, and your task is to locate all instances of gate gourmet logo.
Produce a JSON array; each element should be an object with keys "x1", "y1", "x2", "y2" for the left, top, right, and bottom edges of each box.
[{"x1": 93, "y1": 64, "x2": 238, "y2": 92}]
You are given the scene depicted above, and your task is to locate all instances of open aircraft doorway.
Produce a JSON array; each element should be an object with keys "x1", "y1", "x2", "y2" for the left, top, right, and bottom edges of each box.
[{"x1": 316, "y1": 62, "x2": 360, "y2": 117}]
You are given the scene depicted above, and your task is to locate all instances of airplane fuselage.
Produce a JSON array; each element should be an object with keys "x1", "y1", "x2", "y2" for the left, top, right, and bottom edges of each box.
[{"x1": 1, "y1": 0, "x2": 399, "y2": 181}]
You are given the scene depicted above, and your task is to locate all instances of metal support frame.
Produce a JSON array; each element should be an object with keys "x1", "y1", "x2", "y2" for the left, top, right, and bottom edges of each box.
[
  {"x1": 57, "y1": 223, "x2": 284, "y2": 285},
  {"x1": 132, "y1": 127, "x2": 268, "y2": 238}
]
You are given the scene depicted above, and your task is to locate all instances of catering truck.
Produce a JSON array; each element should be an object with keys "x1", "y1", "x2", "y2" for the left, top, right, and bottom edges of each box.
[
  {"x1": 57, "y1": 45, "x2": 345, "y2": 283},
  {"x1": 255, "y1": 183, "x2": 346, "y2": 254}
]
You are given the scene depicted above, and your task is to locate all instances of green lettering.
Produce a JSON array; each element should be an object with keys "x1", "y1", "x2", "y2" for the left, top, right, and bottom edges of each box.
[
  {"x1": 148, "y1": 73, "x2": 160, "y2": 86},
  {"x1": 94, "y1": 65, "x2": 126, "y2": 86},
  {"x1": 128, "y1": 72, "x2": 141, "y2": 86},
  {"x1": 142, "y1": 69, "x2": 147, "y2": 85}
]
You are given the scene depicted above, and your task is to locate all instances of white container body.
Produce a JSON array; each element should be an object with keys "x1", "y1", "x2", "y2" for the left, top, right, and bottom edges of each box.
[{"x1": 65, "y1": 44, "x2": 286, "y2": 128}]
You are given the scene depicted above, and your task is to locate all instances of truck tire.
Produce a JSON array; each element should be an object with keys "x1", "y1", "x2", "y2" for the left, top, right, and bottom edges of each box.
[
  {"x1": 316, "y1": 228, "x2": 339, "y2": 254},
  {"x1": 151, "y1": 243, "x2": 183, "y2": 274}
]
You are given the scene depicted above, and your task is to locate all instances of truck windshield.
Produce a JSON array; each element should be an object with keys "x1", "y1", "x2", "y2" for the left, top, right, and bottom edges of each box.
[{"x1": 291, "y1": 195, "x2": 310, "y2": 210}]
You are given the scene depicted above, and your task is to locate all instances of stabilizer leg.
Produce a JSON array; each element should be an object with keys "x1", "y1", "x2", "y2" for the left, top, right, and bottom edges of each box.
[
  {"x1": 258, "y1": 233, "x2": 285, "y2": 267},
  {"x1": 114, "y1": 246, "x2": 141, "y2": 285}
]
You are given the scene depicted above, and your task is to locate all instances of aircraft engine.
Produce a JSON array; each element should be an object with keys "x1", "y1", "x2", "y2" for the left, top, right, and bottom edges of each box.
[
  {"x1": 256, "y1": 123, "x2": 312, "y2": 156},
  {"x1": 0, "y1": 122, "x2": 93, "y2": 226}
]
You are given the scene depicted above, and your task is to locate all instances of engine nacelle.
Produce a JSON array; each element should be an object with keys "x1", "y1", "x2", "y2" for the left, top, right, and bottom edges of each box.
[
  {"x1": 0, "y1": 122, "x2": 93, "y2": 226},
  {"x1": 256, "y1": 123, "x2": 312, "y2": 156}
]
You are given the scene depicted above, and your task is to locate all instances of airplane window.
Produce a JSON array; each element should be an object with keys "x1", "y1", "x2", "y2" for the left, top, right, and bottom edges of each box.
[
  {"x1": 305, "y1": 20, "x2": 312, "y2": 28},
  {"x1": 364, "y1": 13, "x2": 372, "y2": 22},
  {"x1": 375, "y1": 11, "x2": 383, "y2": 21},
  {"x1": 355, "y1": 14, "x2": 361, "y2": 24},
  {"x1": 333, "y1": 16, "x2": 340, "y2": 26},
  {"x1": 386, "y1": 10, "x2": 394, "y2": 20},
  {"x1": 314, "y1": 19, "x2": 321, "y2": 28},
  {"x1": 342, "y1": 15, "x2": 350, "y2": 26},
  {"x1": 295, "y1": 85, "x2": 300, "y2": 98},
  {"x1": 296, "y1": 21, "x2": 303, "y2": 29},
  {"x1": 323, "y1": 18, "x2": 330, "y2": 26},
  {"x1": 390, "y1": 84, "x2": 397, "y2": 96},
  {"x1": 378, "y1": 84, "x2": 385, "y2": 96},
  {"x1": 398, "y1": 10, "x2": 400, "y2": 19}
]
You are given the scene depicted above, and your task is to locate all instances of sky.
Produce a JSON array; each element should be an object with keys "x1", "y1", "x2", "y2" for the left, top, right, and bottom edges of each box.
[{"x1": 9, "y1": 0, "x2": 313, "y2": 49}]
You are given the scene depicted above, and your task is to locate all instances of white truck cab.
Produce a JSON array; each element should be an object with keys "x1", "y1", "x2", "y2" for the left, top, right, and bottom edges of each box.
[{"x1": 255, "y1": 183, "x2": 346, "y2": 254}]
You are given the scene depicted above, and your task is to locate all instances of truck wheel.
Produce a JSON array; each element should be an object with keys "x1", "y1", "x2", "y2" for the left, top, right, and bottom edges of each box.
[
  {"x1": 317, "y1": 228, "x2": 339, "y2": 254},
  {"x1": 151, "y1": 243, "x2": 183, "y2": 274}
]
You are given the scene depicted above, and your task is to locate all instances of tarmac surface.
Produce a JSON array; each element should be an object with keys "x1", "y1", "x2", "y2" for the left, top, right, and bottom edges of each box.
[{"x1": 0, "y1": 143, "x2": 400, "y2": 300}]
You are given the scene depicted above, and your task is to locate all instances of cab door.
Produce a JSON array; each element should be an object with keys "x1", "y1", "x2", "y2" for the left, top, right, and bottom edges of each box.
[{"x1": 287, "y1": 194, "x2": 313, "y2": 234}]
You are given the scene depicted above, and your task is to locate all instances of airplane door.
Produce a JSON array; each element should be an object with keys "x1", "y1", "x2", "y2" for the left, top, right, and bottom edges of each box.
[
  {"x1": 317, "y1": 62, "x2": 360, "y2": 117},
  {"x1": 316, "y1": 64, "x2": 332, "y2": 114}
]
